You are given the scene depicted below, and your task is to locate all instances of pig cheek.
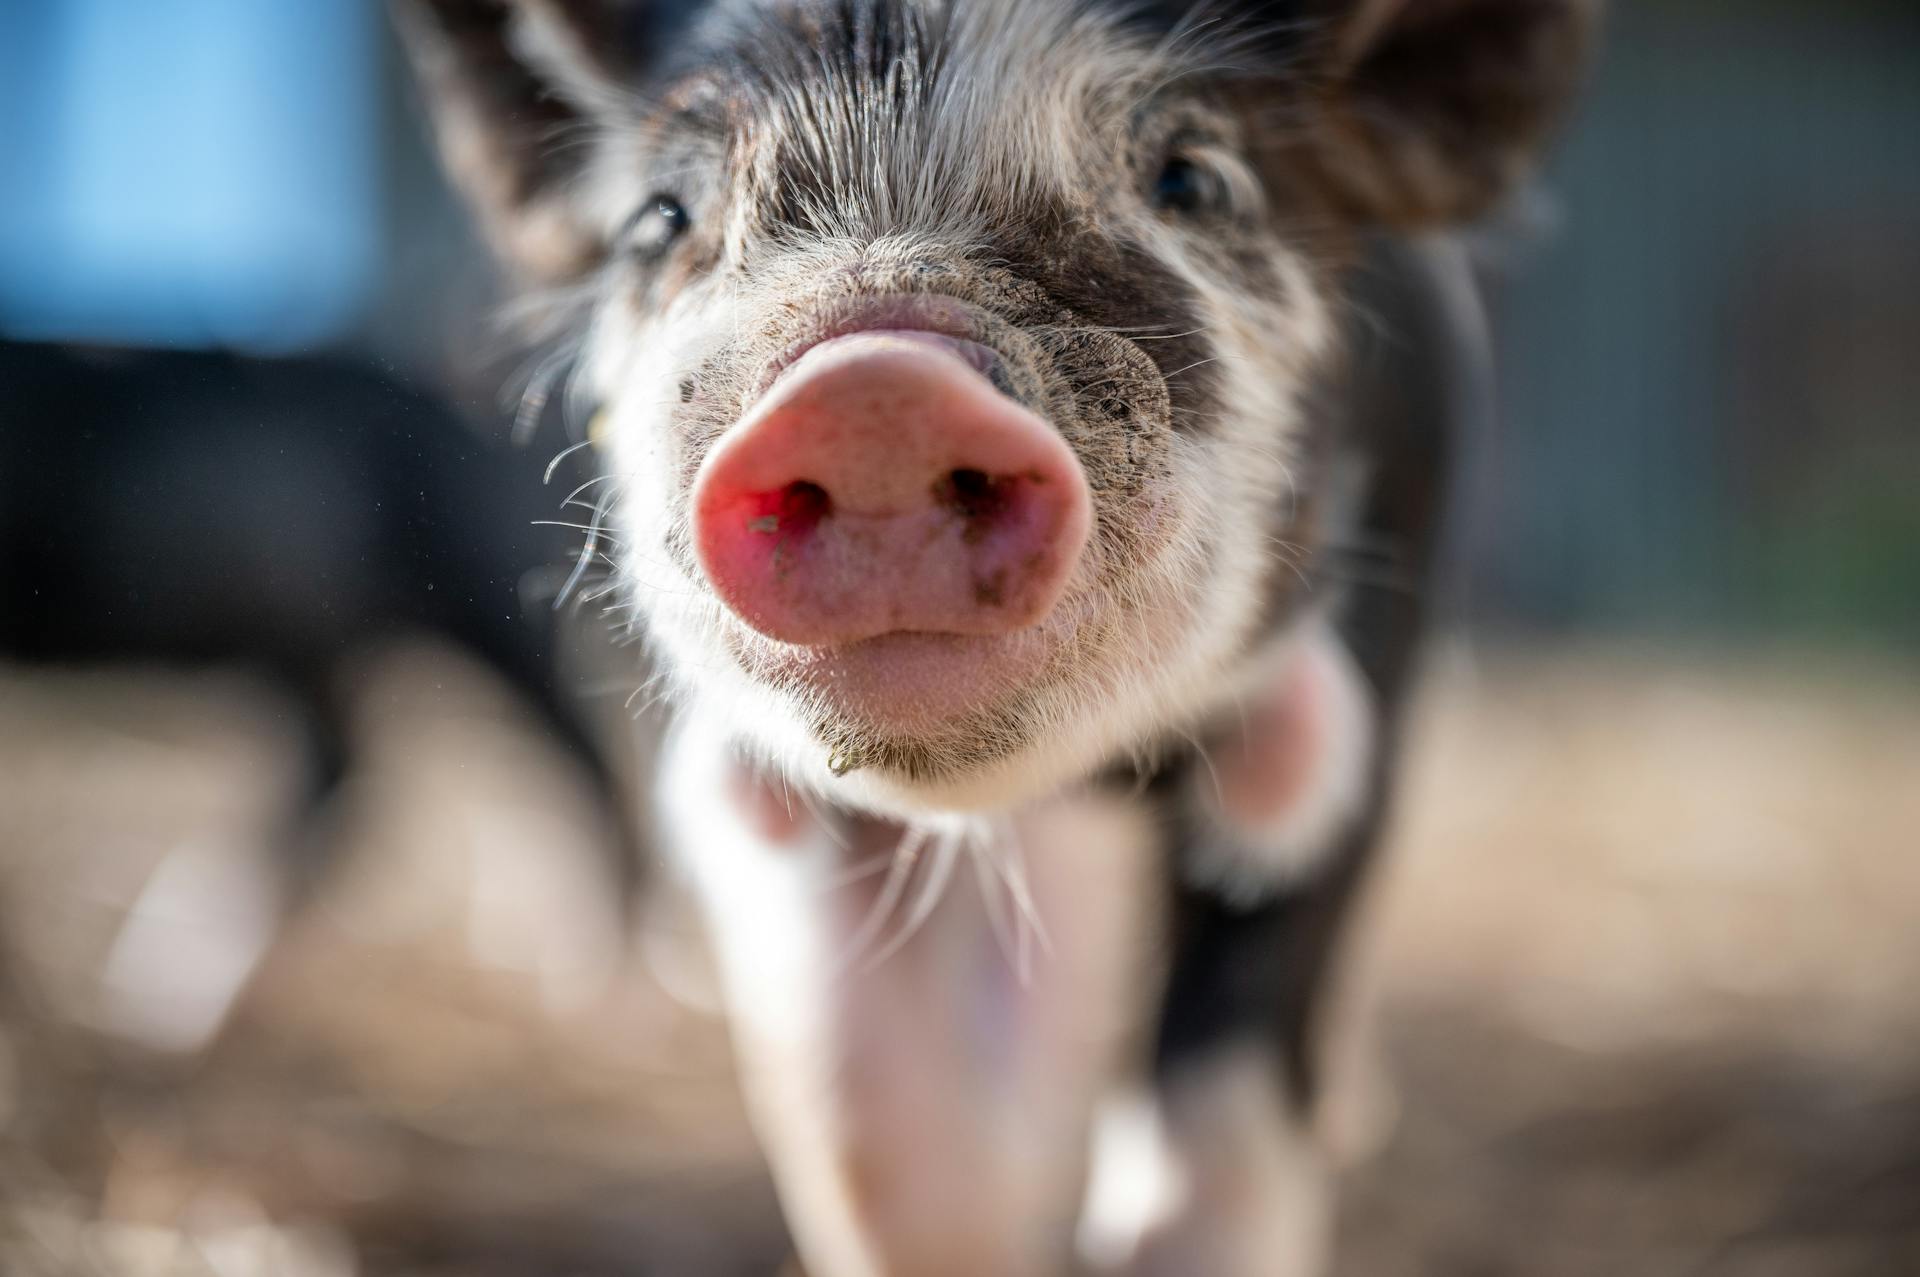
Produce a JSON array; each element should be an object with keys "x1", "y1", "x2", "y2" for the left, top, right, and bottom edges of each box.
[
  {"x1": 1216, "y1": 659, "x2": 1328, "y2": 829},
  {"x1": 1197, "y1": 631, "x2": 1376, "y2": 897}
]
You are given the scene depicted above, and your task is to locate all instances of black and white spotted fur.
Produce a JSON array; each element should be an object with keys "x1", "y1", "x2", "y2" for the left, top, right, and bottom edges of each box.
[{"x1": 393, "y1": 2, "x2": 1592, "y2": 1273}]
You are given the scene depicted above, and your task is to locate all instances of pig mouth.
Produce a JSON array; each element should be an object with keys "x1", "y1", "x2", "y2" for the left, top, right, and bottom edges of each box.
[{"x1": 761, "y1": 629, "x2": 1062, "y2": 744}]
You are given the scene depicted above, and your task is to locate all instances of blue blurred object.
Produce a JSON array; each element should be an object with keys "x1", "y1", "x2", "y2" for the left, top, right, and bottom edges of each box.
[{"x1": 0, "y1": 0, "x2": 381, "y2": 351}]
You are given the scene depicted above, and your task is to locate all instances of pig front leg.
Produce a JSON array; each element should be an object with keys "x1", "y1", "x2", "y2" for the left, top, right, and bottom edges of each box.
[{"x1": 660, "y1": 708, "x2": 1161, "y2": 1277}]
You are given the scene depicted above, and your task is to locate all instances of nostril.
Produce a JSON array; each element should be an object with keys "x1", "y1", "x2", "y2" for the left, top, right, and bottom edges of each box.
[
  {"x1": 744, "y1": 479, "x2": 832, "y2": 537},
  {"x1": 783, "y1": 479, "x2": 832, "y2": 523},
  {"x1": 940, "y1": 468, "x2": 1014, "y2": 521}
]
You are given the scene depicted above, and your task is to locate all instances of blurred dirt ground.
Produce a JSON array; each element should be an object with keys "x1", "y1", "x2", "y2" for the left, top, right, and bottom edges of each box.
[{"x1": 0, "y1": 645, "x2": 1915, "y2": 1275}]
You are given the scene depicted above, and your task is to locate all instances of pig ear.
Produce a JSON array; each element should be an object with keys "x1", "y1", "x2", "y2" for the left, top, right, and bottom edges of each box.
[
  {"x1": 390, "y1": 0, "x2": 651, "y2": 282},
  {"x1": 1304, "y1": 0, "x2": 1597, "y2": 227}
]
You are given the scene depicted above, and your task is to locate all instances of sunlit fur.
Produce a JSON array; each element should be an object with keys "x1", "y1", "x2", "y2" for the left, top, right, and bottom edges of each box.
[{"x1": 564, "y1": 0, "x2": 1339, "y2": 816}]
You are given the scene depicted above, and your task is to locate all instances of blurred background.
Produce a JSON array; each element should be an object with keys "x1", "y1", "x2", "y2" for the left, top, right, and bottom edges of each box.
[{"x1": 0, "y1": 1, "x2": 1915, "y2": 1273}]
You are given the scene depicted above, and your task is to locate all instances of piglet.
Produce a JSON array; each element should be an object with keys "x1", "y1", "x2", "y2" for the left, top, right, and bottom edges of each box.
[{"x1": 394, "y1": 2, "x2": 1594, "y2": 1273}]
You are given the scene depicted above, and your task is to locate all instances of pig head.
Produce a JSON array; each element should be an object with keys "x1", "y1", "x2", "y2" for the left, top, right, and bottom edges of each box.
[{"x1": 396, "y1": 0, "x2": 1590, "y2": 813}]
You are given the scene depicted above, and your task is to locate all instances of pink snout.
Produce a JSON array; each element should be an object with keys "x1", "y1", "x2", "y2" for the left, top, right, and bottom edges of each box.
[{"x1": 692, "y1": 331, "x2": 1092, "y2": 647}]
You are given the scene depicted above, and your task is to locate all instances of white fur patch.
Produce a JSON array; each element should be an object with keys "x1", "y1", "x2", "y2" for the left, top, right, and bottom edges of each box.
[
  {"x1": 1077, "y1": 1088, "x2": 1190, "y2": 1270},
  {"x1": 1095, "y1": 1049, "x2": 1334, "y2": 1277}
]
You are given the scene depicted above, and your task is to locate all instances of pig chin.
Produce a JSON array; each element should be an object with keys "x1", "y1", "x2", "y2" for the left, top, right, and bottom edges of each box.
[
  {"x1": 777, "y1": 631, "x2": 1049, "y2": 735},
  {"x1": 734, "y1": 620, "x2": 1076, "y2": 786}
]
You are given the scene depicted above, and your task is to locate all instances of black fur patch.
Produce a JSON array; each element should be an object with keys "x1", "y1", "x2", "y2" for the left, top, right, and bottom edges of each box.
[
  {"x1": 993, "y1": 215, "x2": 1221, "y2": 433},
  {"x1": 1148, "y1": 237, "x2": 1479, "y2": 1108}
]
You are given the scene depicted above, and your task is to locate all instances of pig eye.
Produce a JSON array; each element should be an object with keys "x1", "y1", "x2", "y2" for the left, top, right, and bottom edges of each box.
[
  {"x1": 1151, "y1": 156, "x2": 1221, "y2": 216},
  {"x1": 624, "y1": 194, "x2": 690, "y2": 258}
]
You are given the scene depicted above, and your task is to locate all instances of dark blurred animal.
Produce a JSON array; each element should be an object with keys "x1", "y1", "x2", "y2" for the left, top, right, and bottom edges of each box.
[{"x1": 0, "y1": 341, "x2": 630, "y2": 899}]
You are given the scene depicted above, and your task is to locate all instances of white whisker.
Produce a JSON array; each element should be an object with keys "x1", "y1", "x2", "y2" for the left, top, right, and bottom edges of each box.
[
  {"x1": 837, "y1": 825, "x2": 929, "y2": 973},
  {"x1": 859, "y1": 832, "x2": 963, "y2": 972}
]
